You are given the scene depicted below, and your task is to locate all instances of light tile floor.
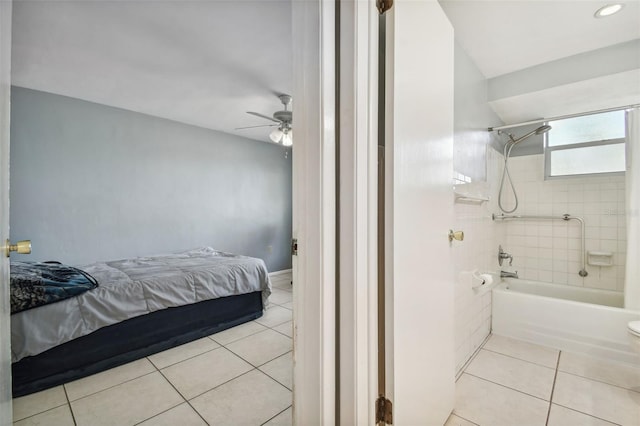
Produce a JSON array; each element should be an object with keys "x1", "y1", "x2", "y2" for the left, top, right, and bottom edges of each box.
[
  {"x1": 447, "y1": 334, "x2": 640, "y2": 426},
  {"x1": 13, "y1": 272, "x2": 294, "y2": 426}
]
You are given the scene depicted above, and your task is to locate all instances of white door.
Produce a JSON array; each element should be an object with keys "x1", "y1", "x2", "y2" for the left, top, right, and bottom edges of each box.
[
  {"x1": 0, "y1": 0, "x2": 13, "y2": 423},
  {"x1": 385, "y1": 0, "x2": 455, "y2": 424}
]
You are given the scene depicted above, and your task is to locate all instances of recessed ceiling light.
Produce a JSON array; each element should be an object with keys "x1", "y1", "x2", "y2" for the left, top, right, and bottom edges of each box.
[{"x1": 594, "y1": 3, "x2": 624, "y2": 18}]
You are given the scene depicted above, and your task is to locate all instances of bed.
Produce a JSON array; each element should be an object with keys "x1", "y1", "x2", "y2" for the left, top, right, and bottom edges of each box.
[{"x1": 10, "y1": 247, "x2": 271, "y2": 397}]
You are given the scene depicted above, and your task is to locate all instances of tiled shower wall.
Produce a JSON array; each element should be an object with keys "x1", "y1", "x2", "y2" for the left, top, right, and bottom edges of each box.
[
  {"x1": 453, "y1": 147, "x2": 505, "y2": 373},
  {"x1": 500, "y1": 154, "x2": 626, "y2": 291}
]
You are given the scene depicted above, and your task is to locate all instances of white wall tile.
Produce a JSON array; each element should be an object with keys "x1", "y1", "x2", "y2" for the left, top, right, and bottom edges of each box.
[{"x1": 498, "y1": 154, "x2": 626, "y2": 292}]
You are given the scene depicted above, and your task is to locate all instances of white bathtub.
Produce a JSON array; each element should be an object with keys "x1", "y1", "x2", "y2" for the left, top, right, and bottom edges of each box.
[{"x1": 492, "y1": 278, "x2": 640, "y2": 365}]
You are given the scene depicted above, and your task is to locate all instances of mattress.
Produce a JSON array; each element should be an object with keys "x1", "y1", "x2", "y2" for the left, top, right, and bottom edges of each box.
[{"x1": 11, "y1": 247, "x2": 271, "y2": 362}]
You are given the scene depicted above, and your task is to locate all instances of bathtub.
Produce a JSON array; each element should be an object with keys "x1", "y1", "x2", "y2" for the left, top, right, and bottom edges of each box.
[{"x1": 492, "y1": 278, "x2": 640, "y2": 365}]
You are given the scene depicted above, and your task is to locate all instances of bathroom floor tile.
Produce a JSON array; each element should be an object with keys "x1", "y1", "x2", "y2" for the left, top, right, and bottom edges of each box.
[
  {"x1": 65, "y1": 358, "x2": 156, "y2": 401},
  {"x1": 190, "y1": 370, "x2": 291, "y2": 425},
  {"x1": 226, "y1": 329, "x2": 292, "y2": 367},
  {"x1": 558, "y1": 351, "x2": 640, "y2": 391},
  {"x1": 553, "y1": 371, "x2": 640, "y2": 425},
  {"x1": 465, "y1": 349, "x2": 556, "y2": 400},
  {"x1": 482, "y1": 334, "x2": 559, "y2": 368},
  {"x1": 70, "y1": 372, "x2": 183, "y2": 426},
  {"x1": 209, "y1": 320, "x2": 267, "y2": 346},
  {"x1": 13, "y1": 404, "x2": 74, "y2": 426},
  {"x1": 547, "y1": 404, "x2": 618, "y2": 426},
  {"x1": 161, "y1": 347, "x2": 253, "y2": 399},
  {"x1": 137, "y1": 402, "x2": 207, "y2": 426},
  {"x1": 454, "y1": 373, "x2": 548, "y2": 426},
  {"x1": 12, "y1": 386, "x2": 67, "y2": 421},
  {"x1": 148, "y1": 337, "x2": 220, "y2": 369},
  {"x1": 444, "y1": 413, "x2": 479, "y2": 426}
]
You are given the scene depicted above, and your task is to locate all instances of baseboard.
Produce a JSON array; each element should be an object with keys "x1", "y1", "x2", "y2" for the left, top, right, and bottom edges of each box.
[{"x1": 269, "y1": 269, "x2": 292, "y2": 277}]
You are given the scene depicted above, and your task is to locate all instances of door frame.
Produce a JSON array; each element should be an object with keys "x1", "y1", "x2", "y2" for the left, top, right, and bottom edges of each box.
[
  {"x1": 337, "y1": 0, "x2": 380, "y2": 424},
  {"x1": 0, "y1": 0, "x2": 379, "y2": 422},
  {"x1": 291, "y1": 1, "x2": 337, "y2": 423},
  {"x1": 292, "y1": 0, "x2": 379, "y2": 423}
]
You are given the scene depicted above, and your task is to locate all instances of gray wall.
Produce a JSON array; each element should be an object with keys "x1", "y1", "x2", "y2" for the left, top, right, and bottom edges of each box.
[
  {"x1": 10, "y1": 87, "x2": 292, "y2": 271},
  {"x1": 453, "y1": 41, "x2": 504, "y2": 181}
]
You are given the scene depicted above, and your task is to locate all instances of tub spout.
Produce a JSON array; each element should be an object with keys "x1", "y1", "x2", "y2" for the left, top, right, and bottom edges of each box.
[{"x1": 500, "y1": 270, "x2": 519, "y2": 279}]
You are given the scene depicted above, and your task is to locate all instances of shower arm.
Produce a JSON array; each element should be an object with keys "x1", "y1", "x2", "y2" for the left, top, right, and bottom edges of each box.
[{"x1": 492, "y1": 213, "x2": 588, "y2": 277}]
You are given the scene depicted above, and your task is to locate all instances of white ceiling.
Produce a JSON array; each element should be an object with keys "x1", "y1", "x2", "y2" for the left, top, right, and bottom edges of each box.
[
  {"x1": 439, "y1": 0, "x2": 640, "y2": 78},
  {"x1": 13, "y1": 1, "x2": 639, "y2": 137},
  {"x1": 11, "y1": 0, "x2": 292, "y2": 143}
]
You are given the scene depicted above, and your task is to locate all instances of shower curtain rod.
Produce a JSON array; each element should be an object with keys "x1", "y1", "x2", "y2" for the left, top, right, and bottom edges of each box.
[{"x1": 487, "y1": 104, "x2": 640, "y2": 132}]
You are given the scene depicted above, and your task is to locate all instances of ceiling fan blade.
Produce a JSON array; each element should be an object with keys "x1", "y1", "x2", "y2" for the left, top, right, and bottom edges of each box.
[
  {"x1": 235, "y1": 124, "x2": 279, "y2": 130},
  {"x1": 247, "y1": 111, "x2": 280, "y2": 123}
]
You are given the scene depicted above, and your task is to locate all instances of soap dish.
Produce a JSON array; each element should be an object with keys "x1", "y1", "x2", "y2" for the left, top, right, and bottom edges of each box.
[{"x1": 587, "y1": 251, "x2": 614, "y2": 267}]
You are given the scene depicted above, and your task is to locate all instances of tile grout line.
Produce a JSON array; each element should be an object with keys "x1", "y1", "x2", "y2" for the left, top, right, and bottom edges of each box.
[
  {"x1": 176, "y1": 353, "x2": 292, "y2": 405},
  {"x1": 259, "y1": 404, "x2": 292, "y2": 426},
  {"x1": 11, "y1": 402, "x2": 72, "y2": 425},
  {"x1": 544, "y1": 350, "x2": 562, "y2": 426},
  {"x1": 552, "y1": 402, "x2": 623, "y2": 426},
  {"x1": 155, "y1": 368, "x2": 211, "y2": 426},
  {"x1": 131, "y1": 401, "x2": 186, "y2": 426},
  {"x1": 449, "y1": 412, "x2": 481, "y2": 426},
  {"x1": 222, "y1": 340, "x2": 292, "y2": 370},
  {"x1": 480, "y1": 347, "x2": 558, "y2": 370},
  {"x1": 66, "y1": 370, "x2": 157, "y2": 405},
  {"x1": 456, "y1": 334, "x2": 491, "y2": 381},
  {"x1": 208, "y1": 324, "x2": 269, "y2": 346},
  {"x1": 62, "y1": 385, "x2": 78, "y2": 426},
  {"x1": 183, "y1": 367, "x2": 258, "y2": 402},
  {"x1": 462, "y1": 372, "x2": 551, "y2": 404},
  {"x1": 257, "y1": 351, "x2": 294, "y2": 391},
  {"x1": 150, "y1": 344, "x2": 223, "y2": 370},
  {"x1": 557, "y1": 369, "x2": 640, "y2": 395}
]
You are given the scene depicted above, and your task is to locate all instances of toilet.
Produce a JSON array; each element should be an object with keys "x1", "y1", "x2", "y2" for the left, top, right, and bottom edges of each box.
[{"x1": 629, "y1": 321, "x2": 640, "y2": 354}]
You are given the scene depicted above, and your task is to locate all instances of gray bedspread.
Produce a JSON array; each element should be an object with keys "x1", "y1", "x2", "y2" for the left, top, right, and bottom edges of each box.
[{"x1": 11, "y1": 247, "x2": 271, "y2": 362}]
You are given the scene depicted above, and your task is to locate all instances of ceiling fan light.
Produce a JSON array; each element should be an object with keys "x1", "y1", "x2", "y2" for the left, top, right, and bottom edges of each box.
[
  {"x1": 270, "y1": 128, "x2": 284, "y2": 143},
  {"x1": 282, "y1": 131, "x2": 293, "y2": 146}
]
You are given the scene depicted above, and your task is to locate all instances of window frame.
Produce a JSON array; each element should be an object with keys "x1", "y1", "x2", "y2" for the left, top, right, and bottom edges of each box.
[{"x1": 544, "y1": 118, "x2": 627, "y2": 180}]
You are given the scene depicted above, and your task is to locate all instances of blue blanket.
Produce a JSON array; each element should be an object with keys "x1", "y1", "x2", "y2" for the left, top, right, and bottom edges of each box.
[{"x1": 10, "y1": 261, "x2": 98, "y2": 314}]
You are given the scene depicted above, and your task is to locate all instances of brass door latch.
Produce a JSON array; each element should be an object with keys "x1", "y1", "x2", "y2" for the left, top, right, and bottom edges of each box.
[{"x1": 5, "y1": 240, "x2": 31, "y2": 257}]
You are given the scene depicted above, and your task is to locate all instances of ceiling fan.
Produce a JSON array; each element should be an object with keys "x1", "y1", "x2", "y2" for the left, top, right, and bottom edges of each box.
[{"x1": 236, "y1": 94, "x2": 293, "y2": 146}]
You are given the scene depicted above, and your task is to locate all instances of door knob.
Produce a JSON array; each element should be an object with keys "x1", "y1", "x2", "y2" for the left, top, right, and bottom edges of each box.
[
  {"x1": 448, "y1": 230, "x2": 464, "y2": 242},
  {"x1": 5, "y1": 239, "x2": 31, "y2": 257}
]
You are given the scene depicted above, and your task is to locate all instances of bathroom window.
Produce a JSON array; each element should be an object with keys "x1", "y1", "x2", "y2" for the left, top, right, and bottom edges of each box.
[{"x1": 545, "y1": 110, "x2": 626, "y2": 178}]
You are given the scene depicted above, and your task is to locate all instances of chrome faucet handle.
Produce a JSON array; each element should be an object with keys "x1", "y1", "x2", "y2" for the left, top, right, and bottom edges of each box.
[{"x1": 498, "y1": 245, "x2": 515, "y2": 267}]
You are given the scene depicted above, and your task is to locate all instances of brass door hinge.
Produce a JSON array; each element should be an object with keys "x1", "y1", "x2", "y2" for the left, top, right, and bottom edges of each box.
[
  {"x1": 376, "y1": 0, "x2": 393, "y2": 15},
  {"x1": 291, "y1": 238, "x2": 298, "y2": 256},
  {"x1": 376, "y1": 396, "x2": 393, "y2": 424}
]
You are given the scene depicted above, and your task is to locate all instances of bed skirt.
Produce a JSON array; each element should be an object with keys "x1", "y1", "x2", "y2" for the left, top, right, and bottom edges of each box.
[{"x1": 12, "y1": 291, "x2": 263, "y2": 397}]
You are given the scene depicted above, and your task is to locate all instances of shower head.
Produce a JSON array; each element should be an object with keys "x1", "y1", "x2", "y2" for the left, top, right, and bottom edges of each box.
[
  {"x1": 535, "y1": 125, "x2": 552, "y2": 135},
  {"x1": 508, "y1": 125, "x2": 552, "y2": 145}
]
